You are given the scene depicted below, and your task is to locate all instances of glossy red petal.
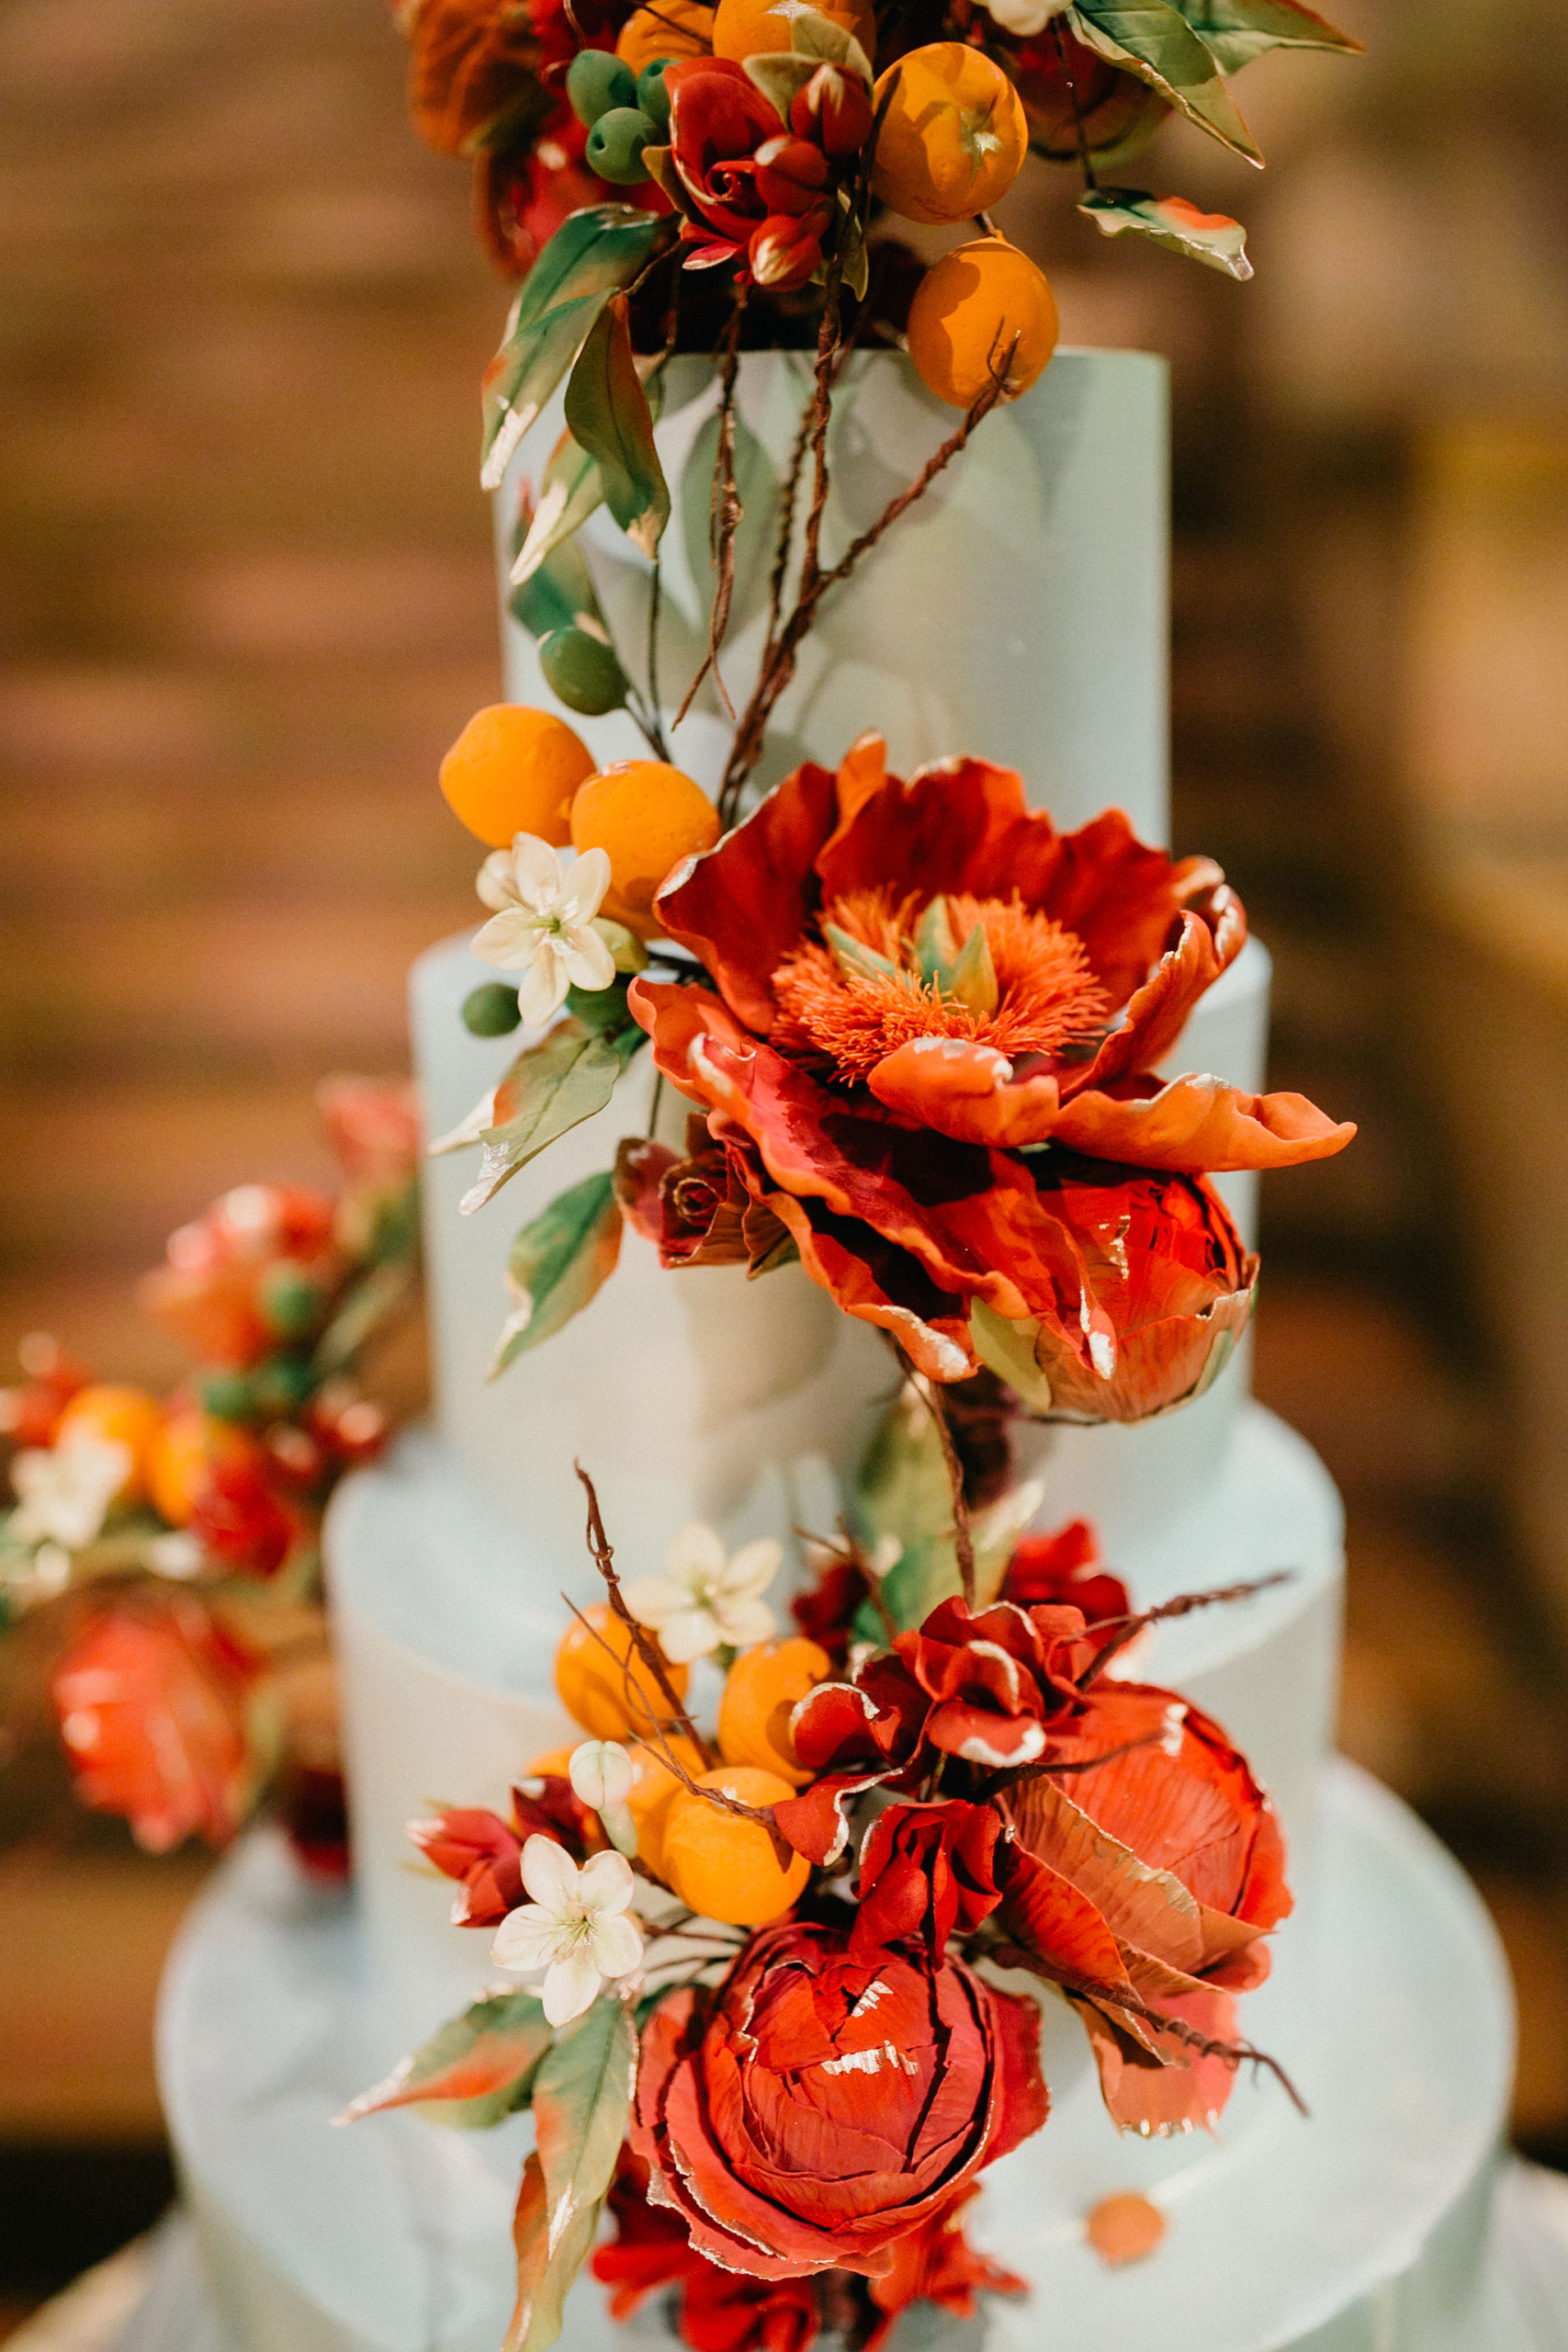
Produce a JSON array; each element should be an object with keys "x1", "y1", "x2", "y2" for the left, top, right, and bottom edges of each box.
[
  {"x1": 654, "y1": 762, "x2": 840, "y2": 1033},
  {"x1": 1070, "y1": 1979, "x2": 1245, "y2": 2136},
  {"x1": 1056, "y1": 1684, "x2": 1292, "y2": 1932},
  {"x1": 1050, "y1": 1073, "x2": 1357, "y2": 1171},
  {"x1": 984, "y1": 1982, "x2": 1052, "y2": 2164}
]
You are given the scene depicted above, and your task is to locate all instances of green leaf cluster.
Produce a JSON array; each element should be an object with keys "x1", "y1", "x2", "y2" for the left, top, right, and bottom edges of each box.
[
  {"x1": 479, "y1": 207, "x2": 666, "y2": 492},
  {"x1": 459, "y1": 1008, "x2": 646, "y2": 1217},
  {"x1": 491, "y1": 1169, "x2": 625, "y2": 1377},
  {"x1": 850, "y1": 1386, "x2": 1042, "y2": 1635},
  {"x1": 1062, "y1": 0, "x2": 1358, "y2": 167},
  {"x1": 505, "y1": 1998, "x2": 638, "y2": 2352},
  {"x1": 344, "y1": 1987, "x2": 638, "y2": 2352}
]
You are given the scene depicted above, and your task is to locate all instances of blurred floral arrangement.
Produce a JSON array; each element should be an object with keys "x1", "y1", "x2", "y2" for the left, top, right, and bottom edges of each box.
[
  {"x1": 0, "y1": 1078, "x2": 421, "y2": 1865},
  {"x1": 345, "y1": 1436, "x2": 1297, "y2": 2351}
]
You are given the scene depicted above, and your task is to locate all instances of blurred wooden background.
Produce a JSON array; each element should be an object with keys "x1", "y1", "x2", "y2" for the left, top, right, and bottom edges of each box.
[{"x1": 5, "y1": 0, "x2": 1568, "y2": 2327}]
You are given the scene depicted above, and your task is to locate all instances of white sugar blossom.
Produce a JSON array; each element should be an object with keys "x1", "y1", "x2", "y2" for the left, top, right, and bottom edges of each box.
[
  {"x1": 624, "y1": 1522, "x2": 780, "y2": 1664},
  {"x1": 569, "y1": 1739, "x2": 637, "y2": 1858},
  {"x1": 9, "y1": 1435, "x2": 130, "y2": 1552},
  {"x1": 472, "y1": 834, "x2": 615, "y2": 1028},
  {"x1": 491, "y1": 1835, "x2": 641, "y2": 2026}
]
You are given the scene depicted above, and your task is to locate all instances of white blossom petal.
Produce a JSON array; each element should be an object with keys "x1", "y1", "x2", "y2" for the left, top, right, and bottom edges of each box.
[
  {"x1": 477, "y1": 849, "x2": 519, "y2": 911},
  {"x1": 542, "y1": 1949, "x2": 603, "y2": 2027},
  {"x1": 721, "y1": 1538, "x2": 783, "y2": 1600},
  {"x1": 577, "y1": 1848, "x2": 635, "y2": 1915},
  {"x1": 472, "y1": 907, "x2": 541, "y2": 970},
  {"x1": 508, "y1": 833, "x2": 567, "y2": 914},
  {"x1": 557, "y1": 846, "x2": 612, "y2": 924},
  {"x1": 656, "y1": 1606, "x2": 721, "y2": 1665},
  {"x1": 592, "y1": 1911, "x2": 643, "y2": 1980},
  {"x1": 491, "y1": 1905, "x2": 562, "y2": 1973},
  {"x1": 570, "y1": 1741, "x2": 634, "y2": 1814},
  {"x1": 666, "y1": 1521, "x2": 728, "y2": 1594},
  {"x1": 520, "y1": 1831, "x2": 580, "y2": 1909},
  {"x1": 716, "y1": 1595, "x2": 777, "y2": 1651},
  {"x1": 515, "y1": 939, "x2": 571, "y2": 1029},
  {"x1": 622, "y1": 1575, "x2": 680, "y2": 1629},
  {"x1": 560, "y1": 923, "x2": 616, "y2": 995}
]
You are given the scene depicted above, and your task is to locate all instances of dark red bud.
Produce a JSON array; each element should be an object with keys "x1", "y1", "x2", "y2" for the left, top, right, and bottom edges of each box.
[
  {"x1": 748, "y1": 211, "x2": 825, "y2": 290},
  {"x1": 789, "y1": 63, "x2": 874, "y2": 158},
  {"x1": 753, "y1": 132, "x2": 829, "y2": 215}
]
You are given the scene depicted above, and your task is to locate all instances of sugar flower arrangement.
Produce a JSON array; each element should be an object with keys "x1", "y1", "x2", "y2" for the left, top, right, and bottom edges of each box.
[
  {"x1": 0, "y1": 1078, "x2": 421, "y2": 1863},
  {"x1": 346, "y1": 1446, "x2": 1300, "y2": 2351},
  {"x1": 437, "y1": 733, "x2": 1353, "y2": 1414}
]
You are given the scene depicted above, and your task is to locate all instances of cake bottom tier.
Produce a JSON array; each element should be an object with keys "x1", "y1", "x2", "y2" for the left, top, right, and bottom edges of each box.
[{"x1": 159, "y1": 1764, "x2": 1516, "y2": 2352}]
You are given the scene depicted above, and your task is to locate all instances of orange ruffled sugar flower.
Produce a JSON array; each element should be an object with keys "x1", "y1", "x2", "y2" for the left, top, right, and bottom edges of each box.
[
  {"x1": 627, "y1": 734, "x2": 1354, "y2": 1408},
  {"x1": 772, "y1": 886, "x2": 1109, "y2": 1086}
]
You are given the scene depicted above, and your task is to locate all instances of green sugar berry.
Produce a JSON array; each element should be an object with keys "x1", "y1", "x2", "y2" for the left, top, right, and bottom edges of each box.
[
  {"x1": 462, "y1": 981, "x2": 523, "y2": 1036},
  {"x1": 636, "y1": 59, "x2": 675, "y2": 130},
  {"x1": 567, "y1": 49, "x2": 637, "y2": 127},
  {"x1": 201, "y1": 1369, "x2": 256, "y2": 1422},
  {"x1": 540, "y1": 625, "x2": 629, "y2": 715},
  {"x1": 586, "y1": 106, "x2": 657, "y2": 185},
  {"x1": 260, "y1": 1264, "x2": 325, "y2": 1340},
  {"x1": 254, "y1": 1355, "x2": 317, "y2": 1417}
]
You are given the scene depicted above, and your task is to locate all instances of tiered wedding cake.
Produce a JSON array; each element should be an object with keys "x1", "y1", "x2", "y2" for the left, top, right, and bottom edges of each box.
[{"x1": 155, "y1": 349, "x2": 1520, "y2": 2352}]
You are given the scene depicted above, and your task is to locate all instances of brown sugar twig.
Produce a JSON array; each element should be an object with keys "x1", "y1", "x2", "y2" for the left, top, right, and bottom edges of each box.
[
  {"x1": 574, "y1": 1463, "x2": 710, "y2": 1754},
  {"x1": 987, "y1": 1941, "x2": 1308, "y2": 2116},
  {"x1": 1077, "y1": 1571, "x2": 1294, "y2": 1687}
]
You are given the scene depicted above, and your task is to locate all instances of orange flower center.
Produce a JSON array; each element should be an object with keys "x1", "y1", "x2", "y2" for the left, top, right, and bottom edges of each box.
[{"x1": 771, "y1": 888, "x2": 1109, "y2": 1087}]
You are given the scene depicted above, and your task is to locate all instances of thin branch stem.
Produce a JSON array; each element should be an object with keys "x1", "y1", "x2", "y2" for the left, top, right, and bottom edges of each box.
[
  {"x1": 977, "y1": 1730, "x2": 1163, "y2": 1800},
  {"x1": 987, "y1": 1942, "x2": 1308, "y2": 2116},
  {"x1": 574, "y1": 1464, "x2": 710, "y2": 1753},
  {"x1": 1052, "y1": 18, "x2": 1098, "y2": 193},
  {"x1": 1077, "y1": 1571, "x2": 1294, "y2": 1688}
]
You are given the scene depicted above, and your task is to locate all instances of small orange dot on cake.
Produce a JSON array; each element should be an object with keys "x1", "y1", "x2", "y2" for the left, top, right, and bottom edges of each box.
[{"x1": 1086, "y1": 2191, "x2": 1168, "y2": 2267}]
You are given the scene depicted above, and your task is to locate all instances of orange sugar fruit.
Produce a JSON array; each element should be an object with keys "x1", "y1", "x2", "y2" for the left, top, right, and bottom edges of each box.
[
  {"x1": 438, "y1": 704, "x2": 596, "y2": 850},
  {"x1": 625, "y1": 1735, "x2": 709, "y2": 1873},
  {"x1": 553, "y1": 1601, "x2": 691, "y2": 1741},
  {"x1": 146, "y1": 1409, "x2": 263, "y2": 1526},
  {"x1": 54, "y1": 1385, "x2": 165, "y2": 1506},
  {"x1": 616, "y1": 0, "x2": 715, "y2": 71},
  {"x1": 711, "y1": 0, "x2": 874, "y2": 62},
  {"x1": 871, "y1": 45, "x2": 1027, "y2": 226},
  {"x1": 522, "y1": 1746, "x2": 580, "y2": 1780},
  {"x1": 906, "y1": 237, "x2": 1059, "y2": 411},
  {"x1": 569, "y1": 760, "x2": 720, "y2": 937},
  {"x1": 660, "y1": 1766, "x2": 807, "y2": 1924},
  {"x1": 716, "y1": 1636, "x2": 831, "y2": 1786}
]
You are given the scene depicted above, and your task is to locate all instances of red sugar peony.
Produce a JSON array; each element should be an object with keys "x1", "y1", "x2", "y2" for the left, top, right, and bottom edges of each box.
[
  {"x1": 631, "y1": 735, "x2": 1351, "y2": 1399},
  {"x1": 51, "y1": 1602, "x2": 259, "y2": 1853},
  {"x1": 998, "y1": 1681, "x2": 1292, "y2": 2134},
  {"x1": 631, "y1": 1917, "x2": 1047, "y2": 2281}
]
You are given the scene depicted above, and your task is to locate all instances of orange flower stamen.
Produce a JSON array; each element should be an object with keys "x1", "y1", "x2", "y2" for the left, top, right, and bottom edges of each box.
[{"x1": 771, "y1": 888, "x2": 1109, "y2": 1087}]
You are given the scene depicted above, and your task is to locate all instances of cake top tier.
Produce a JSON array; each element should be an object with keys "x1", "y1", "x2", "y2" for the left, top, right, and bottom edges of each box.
[{"x1": 501, "y1": 347, "x2": 1172, "y2": 843}]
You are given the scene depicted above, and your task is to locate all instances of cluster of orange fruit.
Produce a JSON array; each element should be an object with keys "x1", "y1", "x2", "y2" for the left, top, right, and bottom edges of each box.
[
  {"x1": 40, "y1": 1382, "x2": 256, "y2": 1528},
  {"x1": 609, "y1": 0, "x2": 1058, "y2": 409},
  {"x1": 441, "y1": 703, "x2": 719, "y2": 937},
  {"x1": 543, "y1": 1602, "x2": 833, "y2": 1924}
]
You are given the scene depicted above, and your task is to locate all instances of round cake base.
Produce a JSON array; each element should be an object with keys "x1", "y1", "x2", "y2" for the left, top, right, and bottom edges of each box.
[{"x1": 158, "y1": 1763, "x2": 1521, "y2": 2352}]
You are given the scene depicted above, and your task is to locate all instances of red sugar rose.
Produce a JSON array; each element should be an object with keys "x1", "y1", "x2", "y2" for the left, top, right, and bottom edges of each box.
[{"x1": 631, "y1": 1917, "x2": 1046, "y2": 2281}]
